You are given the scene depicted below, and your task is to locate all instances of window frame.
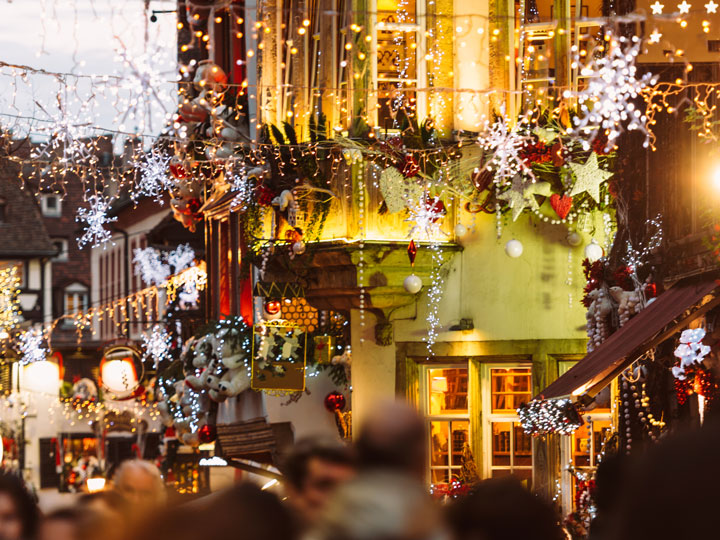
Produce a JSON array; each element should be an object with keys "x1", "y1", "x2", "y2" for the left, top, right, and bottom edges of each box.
[
  {"x1": 369, "y1": 0, "x2": 428, "y2": 130},
  {"x1": 62, "y1": 282, "x2": 89, "y2": 323},
  {"x1": 481, "y1": 362, "x2": 534, "y2": 481},
  {"x1": 420, "y1": 362, "x2": 470, "y2": 486},
  {"x1": 51, "y1": 238, "x2": 69, "y2": 262}
]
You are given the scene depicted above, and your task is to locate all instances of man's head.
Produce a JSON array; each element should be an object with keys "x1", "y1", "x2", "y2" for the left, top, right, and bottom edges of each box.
[
  {"x1": 282, "y1": 437, "x2": 356, "y2": 527},
  {"x1": 113, "y1": 460, "x2": 165, "y2": 517},
  {"x1": 355, "y1": 400, "x2": 427, "y2": 479}
]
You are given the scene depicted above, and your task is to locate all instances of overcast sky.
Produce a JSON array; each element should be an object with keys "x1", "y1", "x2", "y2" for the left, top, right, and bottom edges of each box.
[{"x1": 0, "y1": 0, "x2": 177, "y2": 139}]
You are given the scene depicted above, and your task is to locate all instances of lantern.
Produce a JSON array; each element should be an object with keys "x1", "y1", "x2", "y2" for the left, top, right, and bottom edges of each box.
[
  {"x1": 263, "y1": 299, "x2": 282, "y2": 320},
  {"x1": 100, "y1": 344, "x2": 141, "y2": 400},
  {"x1": 23, "y1": 351, "x2": 62, "y2": 395}
]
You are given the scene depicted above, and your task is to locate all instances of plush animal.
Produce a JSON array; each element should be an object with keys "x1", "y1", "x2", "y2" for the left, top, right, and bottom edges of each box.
[{"x1": 218, "y1": 367, "x2": 251, "y2": 397}]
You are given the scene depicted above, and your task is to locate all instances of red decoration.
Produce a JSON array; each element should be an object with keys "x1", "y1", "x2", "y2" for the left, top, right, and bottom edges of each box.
[
  {"x1": 199, "y1": 424, "x2": 217, "y2": 444},
  {"x1": 264, "y1": 299, "x2": 282, "y2": 315},
  {"x1": 549, "y1": 194, "x2": 573, "y2": 220},
  {"x1": 256, "y1": 185, "x2": 276, "y2": 206},
  {"x1": 407, "y1": 240, "x2": 417, "y2": 266},
  {"x1": 169, "y1": 157, "x2": 189, "y2": 180},
  {"x1": 425, "y1": 198, "x2": 446, "y2": 222},
  {"x1": 550, "y1": 142, "x2": 565, "y2": 167},
  {"x1": 401, "y1": 155, "x2": 420, "y2": 178},
  {"x1": 324, "y1": 391, "x2": 346, "y2": 412}
]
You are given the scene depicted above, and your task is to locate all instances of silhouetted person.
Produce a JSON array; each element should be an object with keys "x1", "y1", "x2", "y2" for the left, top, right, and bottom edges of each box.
[
  {"x1": 38, "y1": 507, "x2": 115, "y2": 540},
  {"x1": 607, "y1": 419, "x2": 720, "y2": 540},
  {"x1": 446, "y1": 477, "x2": 566, "y2": 540},
  {"x1": 0, "y1": 471, "x2": 39, "y2": 540},
  {"x1": 355, "y1": 401, "x2": 427, "y2": 480},
  {"x1": 587, "y1": 454, "x2": 627, "y2": 540},
  {"x1": 112, "y1": 460, "x2": 165, "y2": 524},
  {"x1": 308, "y1": 471, "x2": 443, "y2": 540},
  {"x1": 281, "y1": 437, "x2": 356, "y2": 530},
  {"x1": 136, "y1": 482, "x2": 297, "y2": 540}
]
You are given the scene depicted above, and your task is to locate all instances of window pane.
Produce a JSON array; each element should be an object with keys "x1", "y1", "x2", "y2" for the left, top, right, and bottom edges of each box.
[
  {"x1": 572, "y1": 423, "x2": 591, "y2": 468},
  {"x1": 513, "y1": 423, "x2": 532, "y2": 467},
  {"x1": 512, "y1": 469, "x2": 533, "y2": 484},
  {"x1": 592, "y1": 419, "x2": 612, "y2": 466},
  {"x1": 428, "y1": 367, "x2": 468, "y2": 415},
  {"x1": 430, "y1": 421, "x2": 449, "y2": 467},
  {"x1": 431, "y1": 468, "x2": 449, "y2": 484},
  {"x1": 491, "y1": 469, "x2": 512, "y2": 478},
  {"x1": 450, "y1": 420, "x2": 469, "y2": 466},
  {"x1": 491, "y1": 368, "x2": 532, "y2": 412},
  {"x1": 492, "y1": 422, "x2": 512, "y2": 467}
]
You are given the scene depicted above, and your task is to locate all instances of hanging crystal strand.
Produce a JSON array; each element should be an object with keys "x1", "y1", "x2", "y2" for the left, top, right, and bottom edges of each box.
[
  {"x1": 566, "y1": 247, "x2": 573, "y2": 307},
  {"x1": 357, "y1": 158, "x2": 366, "y2": 344}
]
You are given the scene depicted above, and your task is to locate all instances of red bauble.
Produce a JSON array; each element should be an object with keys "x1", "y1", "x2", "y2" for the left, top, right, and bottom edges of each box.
[
  {"x1": 425, "y1": 198, "x2": 446, "y2": 222},
  {"x1": 198, "y1": 424, "x2": 217, "y2": 444},
  {"x1": 324, "y1": 391, "x2": 346, "y2": 412}
]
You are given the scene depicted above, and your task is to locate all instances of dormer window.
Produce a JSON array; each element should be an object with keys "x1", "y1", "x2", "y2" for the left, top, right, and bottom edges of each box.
[{"x1": 41, "y1": 194, "x2": 61, "y2": 217}]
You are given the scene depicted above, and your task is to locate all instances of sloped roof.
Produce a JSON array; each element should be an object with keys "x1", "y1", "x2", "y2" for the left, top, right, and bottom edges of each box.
[{"x1": 0, "y1": 157, "x2": 56, "y2": 259}]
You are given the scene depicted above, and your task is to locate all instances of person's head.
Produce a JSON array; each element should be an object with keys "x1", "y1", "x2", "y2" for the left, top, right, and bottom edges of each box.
[
  {"x1": 38, "y1": 508, "x2": 111, "y2": 540},
  {"x1": 355, "y1": 400, "x2": 427, "y2": 479},
  {"x1": 281, "y1": 437, "x2": 356, "y2": 527},
  {"x1": 135, "y1": 482, "x2": 298, "y2": 540},
  {"x1": 75, "y1": 492, "x2": 126, "y2": 540},
  {"x1": 310, "y1": 471, "x2": 443, "y2": 540},
  {"x1": 113, "y1": 460, "x2": 165, "y2": 516},
  {"x1": 446, "y1": 477, "x2": 565, "y2": 540},
  {"x1": 0, "y1": 471, "x2": 38, "y2": 540}
]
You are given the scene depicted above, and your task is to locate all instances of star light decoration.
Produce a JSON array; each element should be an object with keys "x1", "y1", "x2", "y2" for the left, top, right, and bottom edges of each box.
[
  {"x1": 677, "y1": 0, "x2": 692, "y2": 12},
  {"x1": 405, "y1": 196, "x2": 447, "y2": 238},
  {"x1": 706, "y1": 0, "x2": 718, "y2": 12},
  {"x1": 568, "y1": 152, "x2": 614, "y2": 203},
  {"x1": 672, "y1": 328, "x2": 711, "y2": 380},
  {"x1": 76, "y1": 195, "x2": 117, "y2": 249},
  {"x1": 133, "y1": 149, "x2": 174, "y2": 204},
  {"x1": 571, "y1": 33, "x2": 656, "y2": 151},
  {"x1": 650, "y1": 0, "x2": 664, "y2": 12},
  {"x1": 142, "y1": 324, "x2": 173, "y2": 369},
  {"x1": 17, "y1": 327, "x2": 49, "y2": 366},
  {"x1": 478, "y1": 114, "x2": 535, "y2": 185},
  {"x1": 649, "y1": 29, "x2": 663, "y2": 43},
  {"x1": 496, "y1": 175, "x2": 552, "y2": 221}
]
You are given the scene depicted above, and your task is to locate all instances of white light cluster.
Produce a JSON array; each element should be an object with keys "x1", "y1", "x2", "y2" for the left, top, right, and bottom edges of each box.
[
  {"x1": 133, "y1": 149, "x2": 174, "y2": 204},
  {"x1": 75, "y1": 195, "x2": 117, "y2": 249},
  {"x1": 624, "y1": 215, "x2": 662, "y2": 270},
  {"x1": 134, "y1": 244, "x2": 196, "y2": 287},
  {"x1": 424, "y1": 243, "x2": 445, "y2": 355},
  {"x1": 672, "y1": 328, "x2": 710, "y2": 380},
  {"x1": 142, "y1": 324, "x2": 173, "y2": 369},
  {"x1": 570, "y1": 33, "x2": 656, "y2": 150},
  {"x1": 478, "y1": 114, "x2": 535, "y2": 185},
  {"x1": 405, "y1": 196, "x2": 446, "y2": 239},
  {"x1": 17, "y1": 327, "x2": 48, "y2": 366},
  {"x1": 518, "y1": 398, "x2": 583, "y2": 436}
]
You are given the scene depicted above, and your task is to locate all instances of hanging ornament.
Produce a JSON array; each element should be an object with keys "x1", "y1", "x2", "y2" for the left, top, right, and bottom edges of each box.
[
  {"x1": 404, "y1": 274, "x2": 423, "y2": 294},
  {"x1": 324, "y1": 391, "x2": 347, "y2": 412},
  {"x1": 263, "y1": 299, "x2": 282, "y2": 320},
  {"x1": 454, "y1": 223, "x2": 468, "y2": 239},
  {"x1": 567, "y1": 231, "x2": 583, "y2": 247},
  {"x1": 584, "y1": 239, "x2": 604, "y2": 262},
  {"x1": 550, "y1": 194, "x2": 573, "y2": 220},
  {"x1": 407, "y1": 240, "x2": 418, "y2": 265},
  {"x1": 198, "y1": 423, "x2": 217, "y2": 444},
  {"x1": 292, "y1": 241, "x2": 306, "y2": 255},
  {"x1": 505, "y1": 239, "x2": 524, "y2": 258}
]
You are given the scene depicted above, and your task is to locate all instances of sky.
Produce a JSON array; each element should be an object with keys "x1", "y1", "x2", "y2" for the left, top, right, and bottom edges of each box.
[{"x1": 0, "y1": 0, "x2": 178, "y2": 140}]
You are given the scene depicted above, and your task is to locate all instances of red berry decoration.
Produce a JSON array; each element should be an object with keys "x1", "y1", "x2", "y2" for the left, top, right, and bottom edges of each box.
[
  {"x1": 198, "y1": 424, "x2": 217, "y2": 444},
  {"x1": 324, "y1": 391, "x2": 346, "y2": 412}
]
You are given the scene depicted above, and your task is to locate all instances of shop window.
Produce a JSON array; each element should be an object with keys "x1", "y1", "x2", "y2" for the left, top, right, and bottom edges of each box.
[
  {"x1": 424, "y1": 366, "x2": 469, "y2": 484},
  {"x1": 373, "y1": 0, "x2": 424, "y2": 130},
  {"x1": 483, "y1": 366, "x2": 533, "y2": 482}
]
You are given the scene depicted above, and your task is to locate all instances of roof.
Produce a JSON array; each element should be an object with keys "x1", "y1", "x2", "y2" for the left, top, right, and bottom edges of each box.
[
  {"x1": 0, "y1": 157, "x2": 56, "y2": 258},
  {"x1": 537, "y1": 275, "x2": 720, "y2": 401}
]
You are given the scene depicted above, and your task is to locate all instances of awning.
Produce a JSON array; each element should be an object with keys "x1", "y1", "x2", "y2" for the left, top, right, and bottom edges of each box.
[{"x1": 537, "y1": 275, "x2": 720, "y2": 402}]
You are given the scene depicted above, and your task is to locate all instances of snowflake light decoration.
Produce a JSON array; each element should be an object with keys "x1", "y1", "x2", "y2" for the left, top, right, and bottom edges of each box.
[
  {"x1": 133, "y1": 149, "x2": 173, "y2": 204},
  {"x1": 142, "y1": 324, "x2": 173, "y2": 369},
  {"x1": 134, "y1": 247, "x2": 170, "y2": 286},
  {"x1": 672, "y1": 328, "x2": 711, "y2": 380},
  {"x1": 113, "y1": 41, "x2": 177, "y2": 134},
  {"x1": 32, "y1": 94, "x2": 94, "y2": 171},
  {"x1": 478, "y1": 114, "x2": 535, "y2": 185},
  {"x1": 76, "y1": 195, "x2": 117, "y2": 249},
  {"x1": 167, "y1": 244, "x2": 196, "y2": 273},
  {"x1": 571, "y1": 33, "x2": 656, "y2": 150},
  {"x1": 226, "y1": 162, "x2": 254, "y2": 211},
  {"x1": 17, "y1": 327, "x2": 48, "y2": 366},
  {"x1": 405, "y1": 197, "x2": 447, "y2": 239}
]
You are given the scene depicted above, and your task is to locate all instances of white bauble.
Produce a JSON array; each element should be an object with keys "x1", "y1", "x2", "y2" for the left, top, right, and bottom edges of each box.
[
  {"x1": 292, "y1": 241, "x2": 306, "y2": 255},
  {"x1": 584, "y1": 239, "x2": 604, "y2": 262},
  {"x1": 504, "y1": 239, "x2": 523, "y2": 258},
  {"x1": 403, "y1": 274, "x2": 423, "y2": 294},
  {"x1": 454, "y1": 223, "x2": 468, "y2": 239},
  {"x1": 567, "y1": 231, "x2": 583, "y2": 247}
]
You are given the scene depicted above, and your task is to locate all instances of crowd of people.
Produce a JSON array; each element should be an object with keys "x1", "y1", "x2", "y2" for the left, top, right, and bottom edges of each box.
[{"x1": 0, "y1": 400, "x2": 715, "y2": 540}]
